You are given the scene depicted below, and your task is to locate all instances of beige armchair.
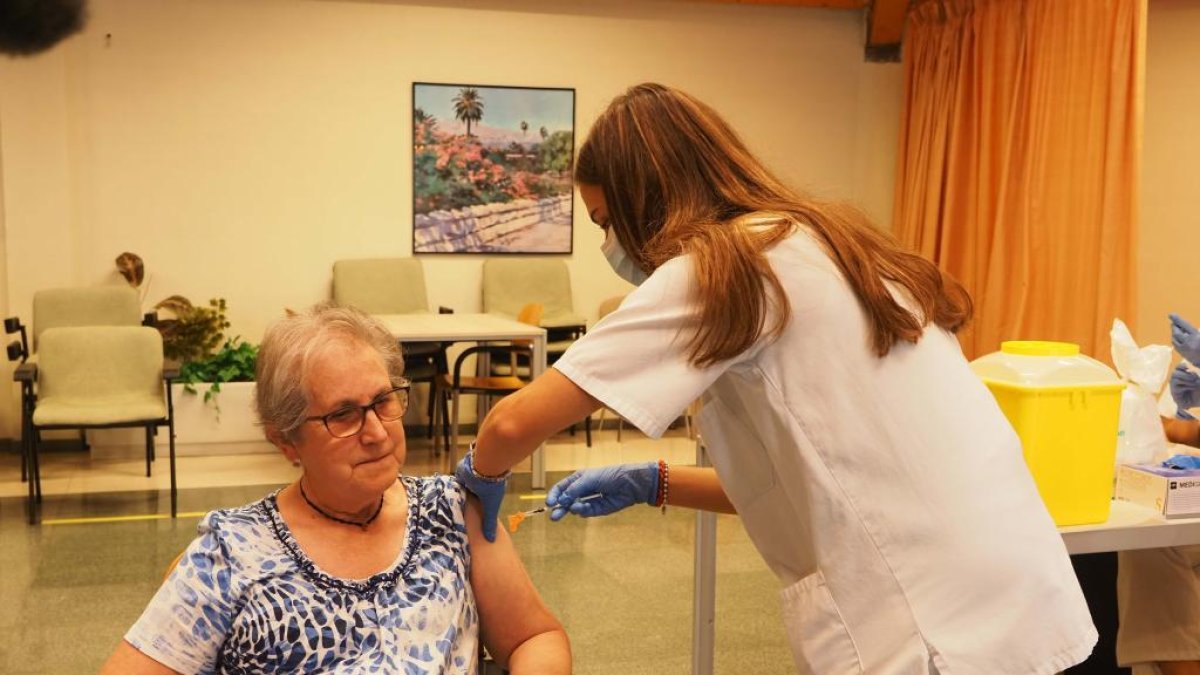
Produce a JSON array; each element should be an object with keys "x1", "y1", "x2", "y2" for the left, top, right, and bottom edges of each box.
[
  {"x1": 332, "y1": 257, "x2": 451, "y2": 447},
  {"x1": 481, "y1": 259, "x2": 590, "y2": 444},
  {"x1": 5, "y1": 285, "x2": 146, "y2": 482},
  {"x1": 481, "y1": 258, "x2": 586, "y2": 355},
  {"x1": 18, "y1": 326, "x2": 178, "y2": 525}
]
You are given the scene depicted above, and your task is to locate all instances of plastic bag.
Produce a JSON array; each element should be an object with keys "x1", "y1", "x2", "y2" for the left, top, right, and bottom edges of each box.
[{"x1": 1111, "y1": 318, "x2": 1173, "y2": 465}]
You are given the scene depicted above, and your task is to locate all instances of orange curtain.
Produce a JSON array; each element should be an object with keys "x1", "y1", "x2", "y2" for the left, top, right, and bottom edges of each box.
[{"x1": 894, "y1": 0, "x2": 1144, "y2": 361}]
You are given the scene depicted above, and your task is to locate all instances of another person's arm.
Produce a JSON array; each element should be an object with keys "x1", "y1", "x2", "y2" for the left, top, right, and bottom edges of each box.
[
  {"x1": 547, "y1": 463, "x2": 735, "y2": 518},
  {"x1": 472, "y1": 369, "x2": 601, "y2": 477},
  {"x1": 658, "y1": 465, "x2": 735, "y2": 513},
  {"x1": 1164, "y1": 416, "x2": 1200, "y2": 448},
  {"x1": 464, "y1": 496, "x2": 571, "y2": 673}
]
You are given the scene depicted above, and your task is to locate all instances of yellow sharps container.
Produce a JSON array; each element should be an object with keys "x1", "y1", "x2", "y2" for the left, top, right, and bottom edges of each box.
[{"x1": 970, "y1": 341, "x2": 1125, "y2": 526}]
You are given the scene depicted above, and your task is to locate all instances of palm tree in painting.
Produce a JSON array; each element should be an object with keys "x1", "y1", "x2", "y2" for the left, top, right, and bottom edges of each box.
[
  {"x1": 520, "y1": 120, "x2": 529, "y2": 138},
  {"x1": 452, "y1": 87, "x2": 484, "y2": 138},
  {"x1": 539, "y1": 126, "x2": 548, "y2": 141}
]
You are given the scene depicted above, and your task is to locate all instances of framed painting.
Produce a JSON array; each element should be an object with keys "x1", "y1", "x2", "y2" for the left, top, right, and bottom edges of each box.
[{"x1": 412, "y1": 82, "x2": 576, "y2": 254}]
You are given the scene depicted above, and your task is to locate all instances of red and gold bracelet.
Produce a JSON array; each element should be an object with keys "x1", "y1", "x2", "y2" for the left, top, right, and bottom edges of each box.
[{"x1": 655, "y1": 459, "x2": 669, "y2": 514}]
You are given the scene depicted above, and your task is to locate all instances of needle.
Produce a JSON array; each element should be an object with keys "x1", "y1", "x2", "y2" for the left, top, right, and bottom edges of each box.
[{"x1": 507, "y1": 493, "x2": 601, "y2": 533}]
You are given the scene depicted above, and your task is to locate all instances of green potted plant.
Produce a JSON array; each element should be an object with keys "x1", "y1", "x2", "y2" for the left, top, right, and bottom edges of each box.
[
  {"x1": 178, "y1": 337, "x2": 258, "y2": 412},
  {"x1": 114, "y1": 253, "x2": 266, "y2": 450}
]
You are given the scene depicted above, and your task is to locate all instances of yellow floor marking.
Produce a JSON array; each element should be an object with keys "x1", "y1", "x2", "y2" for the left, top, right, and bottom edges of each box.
[
  {"x1": 42, "y1": 512, "x2": 207, "y2": 526},
  {"x1": 518, "y1": 493, "x2": 548, "y2": 501}
]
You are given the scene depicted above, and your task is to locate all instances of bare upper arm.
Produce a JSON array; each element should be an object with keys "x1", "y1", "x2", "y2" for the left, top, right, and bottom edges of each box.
[
  {"x1": 99, "y1": 641, "x2": 180, "y2": 675},
  {"x1": 464, "y1": 495, "x2": 566, "y2": 666}
]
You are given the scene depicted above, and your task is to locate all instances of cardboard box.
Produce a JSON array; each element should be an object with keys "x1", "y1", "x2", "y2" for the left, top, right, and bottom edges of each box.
[{"x1": 1115, "y1": 464, "x2": 1200, "y2": 518}]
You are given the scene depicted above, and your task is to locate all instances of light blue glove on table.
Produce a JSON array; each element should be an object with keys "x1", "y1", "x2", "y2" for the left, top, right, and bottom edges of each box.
[
  {"x1": 1172, "y1": 363, "x2": 1200, "y2": 421},
  {"x1": 1163, "y1": 454, "x2": 1200, "y2": 470},
  {"x1": 1170, "y1": 313, "x2": 1200, "y2": 365},
  {"x1": 545, "y1": 462, "x2": 659, "y2": 521},
  {"x1": 453, "y1": 447, "x2": 510, "y2": 542}
]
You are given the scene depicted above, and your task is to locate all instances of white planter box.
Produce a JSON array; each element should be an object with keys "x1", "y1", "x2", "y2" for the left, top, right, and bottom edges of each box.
[{"x1": 88, "y1": 381, "x2": 273, "y2": 457}]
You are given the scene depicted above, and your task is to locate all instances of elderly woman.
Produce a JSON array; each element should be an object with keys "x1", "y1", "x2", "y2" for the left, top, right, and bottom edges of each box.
[{"x1": 101, "y1": 304, "x2": 570, "y2": 674}]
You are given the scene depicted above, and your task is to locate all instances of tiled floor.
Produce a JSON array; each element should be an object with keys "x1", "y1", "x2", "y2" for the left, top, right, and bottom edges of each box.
[{"x1": 0, "y1": 426, "x2": 793, "y2": 673}]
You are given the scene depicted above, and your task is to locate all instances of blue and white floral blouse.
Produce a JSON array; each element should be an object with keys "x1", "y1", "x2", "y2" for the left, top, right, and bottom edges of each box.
[{"x1": 126, "y1": 475, "x2": 478, "y2": 674}]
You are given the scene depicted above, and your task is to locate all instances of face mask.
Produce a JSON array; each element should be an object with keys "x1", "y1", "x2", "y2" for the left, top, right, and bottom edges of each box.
[{"x1": 600, "y1": 229, "x2": 649, "y2": 286}]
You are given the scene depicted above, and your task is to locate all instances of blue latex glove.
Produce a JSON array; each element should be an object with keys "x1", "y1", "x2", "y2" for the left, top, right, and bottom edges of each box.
[
  {"x1": 545, "y1": 462, "x2": 659, "y2": 521},
  {"x1": 1170, "y1": 314, "x2": 1200, "y2": 365},
  {"x1": 453, "y1": 447, "x2": 510, "y2": 542},
  {"x1": 1163, "y1": 454, "x2": 1200, "y2": 470},
  {"x1": 1172, "y1": 363, "x2": 1200, "y2": 421}
]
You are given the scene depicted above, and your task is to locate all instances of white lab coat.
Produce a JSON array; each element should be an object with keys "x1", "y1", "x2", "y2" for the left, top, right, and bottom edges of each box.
[{"x1": 554, "y1": 226, "x2": 1097, "y2": 674}]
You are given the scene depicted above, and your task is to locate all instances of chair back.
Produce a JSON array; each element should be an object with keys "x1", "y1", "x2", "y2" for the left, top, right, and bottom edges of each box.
[
  {"x1": 35, "y1": 327, "x2": 166, "y2": 423},
  {"x1": 32, "y1": 286, "x2": 141, "y2": 352},
  {"x1": 516, "y1": 302, "x2": 544, "y2": 327},
  {"x1": 332, "y1": 258, "x2": 429, "y2": 314},
  {"x1": 482, "y1": 259, "x2": 574, "y2": 324},
  {"x1": 597, "y1": 295, "x2": 627, "y2": 321}
]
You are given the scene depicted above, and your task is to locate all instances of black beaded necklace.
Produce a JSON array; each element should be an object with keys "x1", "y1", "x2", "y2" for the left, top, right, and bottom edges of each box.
[{"x1": 298, "y1": 479, "x2": 384, "y2": 531}]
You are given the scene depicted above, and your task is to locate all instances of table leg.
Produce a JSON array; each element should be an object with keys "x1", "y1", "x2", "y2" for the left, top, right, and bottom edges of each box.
[
  {"x1": 531, "y1": 333, "x2": 547, "y2": 489},
  {"x1": 693, "y1": 439, "x2": 716, "y2": 675}
]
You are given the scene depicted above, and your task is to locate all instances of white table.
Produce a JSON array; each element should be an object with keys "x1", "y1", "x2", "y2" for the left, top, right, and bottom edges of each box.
[
  {"x1": 1060, "y1": 499, "x2": 1200, "y2": 554},
  {"x1": 374, "y1": 313, "x2": 549, "y2": 488}
]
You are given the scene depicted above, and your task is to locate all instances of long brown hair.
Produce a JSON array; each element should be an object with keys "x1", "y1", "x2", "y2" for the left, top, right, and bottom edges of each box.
[{"x1": 575, "y1": 83, "x2": 971, "y2": 367}]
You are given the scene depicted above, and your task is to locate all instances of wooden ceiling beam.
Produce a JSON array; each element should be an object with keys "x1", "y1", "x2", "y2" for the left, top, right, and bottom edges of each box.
[
  {"x1": 866, "y1": 0, "x2": 908, "y2": 60},
  {"x1": 687, "y1": 0, "x2": 868, "y2": 9}
]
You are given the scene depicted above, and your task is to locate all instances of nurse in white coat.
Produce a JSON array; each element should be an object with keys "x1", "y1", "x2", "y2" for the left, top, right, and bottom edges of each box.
[{"x1": 455, "y1": 82, "x2": 1096, "y2": 674}]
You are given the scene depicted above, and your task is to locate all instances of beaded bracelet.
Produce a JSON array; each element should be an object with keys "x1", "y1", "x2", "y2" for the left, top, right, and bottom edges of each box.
[
  {"x1": 656, "y1": 459, "x2": 669, "y2": 514},
  {"x1": 466, "y1": 442, "x2": 512, "y2": 483}
]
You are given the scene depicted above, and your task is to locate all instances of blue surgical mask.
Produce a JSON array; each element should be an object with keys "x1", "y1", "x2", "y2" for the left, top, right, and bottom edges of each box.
[{"x1": 601, "y1": 229, "x2": 648, "y2": 286}]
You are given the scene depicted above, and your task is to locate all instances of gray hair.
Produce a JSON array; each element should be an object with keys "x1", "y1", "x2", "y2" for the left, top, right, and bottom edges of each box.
[{"x1": 255, "y1": 303, "x2": 405, "y2": 440}]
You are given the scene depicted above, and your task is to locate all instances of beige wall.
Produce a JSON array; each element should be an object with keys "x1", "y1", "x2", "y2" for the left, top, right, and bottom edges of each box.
[
  {"x1": 1138, "y1": 0, "x2": 1200, "y2": 347},
  {"x1": 0, "y1": 0, "x2": 902, "y2": 437}
]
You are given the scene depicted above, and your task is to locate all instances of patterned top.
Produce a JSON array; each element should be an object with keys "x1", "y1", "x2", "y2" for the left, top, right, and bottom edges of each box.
[{"x1": 126, "y1": 475, "x2": 478, "y2": 674}]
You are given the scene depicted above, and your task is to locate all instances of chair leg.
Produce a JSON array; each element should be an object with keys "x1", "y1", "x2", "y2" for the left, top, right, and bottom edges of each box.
[
  {"x1": 32, "y1": 429, "x2": 43, "y2": 502},
  {"x1": 19, "y1": 411, "x2": 27, "y2": 484},
  {"x1": 617, "y1": 417, "x2": 623, "y2": 443},
  {"x1": 168, "y1": 384, "x2": 177, "y2": 518},
  {"x1": 426, "y1": 380, "x2": 437, "y2": 440},
  {"x1": 19, "y1": 383, "x2": 32, "y2": 483},
  {"x1": 440, "y1": 388, "x2": 451, "y2": 454},
  {"x1": 79, "y1": 428, "x2": 89, "y2": 452},
  {"x1": 585, "y1": 415, "x2": 592, "y2": 448},
  {"x1": 24, "y1": 417, "x2": 36, "y2": 525},
  {"x1": 169, "y1": 423, "x2": 177, "y2": 519},
  {"x1": 145, "y1": 425, "x2": 155, "y2": 478},
  {"x1": 431, "y1": 385, "x2": 443, "y2": 454},
  {"x1": 450, "y1": 390, "x2": 461, "y2": 466}
]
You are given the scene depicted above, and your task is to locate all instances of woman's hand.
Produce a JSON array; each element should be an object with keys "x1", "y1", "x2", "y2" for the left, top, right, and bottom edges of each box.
[
  {"x1": 1172, "y1": 363, "x2": 1200, "y2": 420},
  {"x1": 1171, "y1": 314, "x2": 1200, "y2": 365},
  {"x1": 545, "y1": 463, "x2": 659, "y2": 520}
]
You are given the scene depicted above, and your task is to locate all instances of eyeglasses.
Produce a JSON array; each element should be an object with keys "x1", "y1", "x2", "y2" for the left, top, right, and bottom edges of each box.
[{"x1": 304, "y1": 383, "x2": 410, "y2": 438}]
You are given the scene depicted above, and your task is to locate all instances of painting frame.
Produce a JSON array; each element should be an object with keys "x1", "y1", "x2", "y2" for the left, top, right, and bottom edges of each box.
[{"x1": 411, "y1": 81, "x2": 576, "y2": 255}]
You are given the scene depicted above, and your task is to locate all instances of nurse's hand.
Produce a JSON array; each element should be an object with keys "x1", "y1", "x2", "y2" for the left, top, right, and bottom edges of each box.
[
  {"x1": 546, "y1": 462, "x2": 659, "y2": 520},
  {"x1": 1171, "y1": 314, "x2": 1200, "y2": 365},
  {"x1": 1172, "y1": 363, "x2": 1200, "y2": 420},
  {"x1": 454, "y1": 447, "x2": 510, "y2": 542}
]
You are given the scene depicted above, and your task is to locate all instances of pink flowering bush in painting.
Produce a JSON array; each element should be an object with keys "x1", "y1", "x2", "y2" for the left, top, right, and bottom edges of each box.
[{"x1": 413, "y1": 116, "x2": 571, "y2": 214}]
